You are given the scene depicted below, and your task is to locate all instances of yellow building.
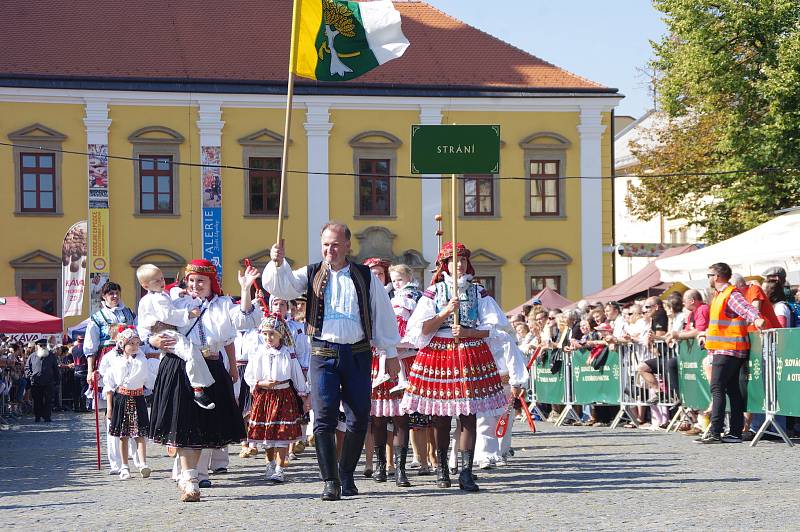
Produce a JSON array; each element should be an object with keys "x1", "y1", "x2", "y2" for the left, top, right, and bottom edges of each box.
[{"x1": 0, "y1": 1, "x2": 620, "y2": 328}]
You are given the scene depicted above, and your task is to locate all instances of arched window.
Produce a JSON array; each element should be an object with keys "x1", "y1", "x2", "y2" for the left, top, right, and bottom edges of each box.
[
  {"x1": 521, "y1": 248, "x2": 572, "y2": 296},
  {"x1": 129, "y1": 126, "x2": 185, "y2": 216}
]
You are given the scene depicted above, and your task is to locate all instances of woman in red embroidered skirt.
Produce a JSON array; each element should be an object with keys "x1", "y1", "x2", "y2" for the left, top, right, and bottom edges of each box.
[
  {"x1": 400, "y1": 242, "x2": 508, "y2": 492},
  {"x1": 244, "y1": 313, "x2": 310, "y2": 483}
]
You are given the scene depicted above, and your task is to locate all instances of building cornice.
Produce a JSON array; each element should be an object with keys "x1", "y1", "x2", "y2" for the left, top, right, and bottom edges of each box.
[{"x1": 0, "y1": 87, "x2": 621, "y2": 113}]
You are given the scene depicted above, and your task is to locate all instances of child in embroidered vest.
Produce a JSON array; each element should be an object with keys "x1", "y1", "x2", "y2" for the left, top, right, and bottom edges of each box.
[{"x1": 136, "y1": 264, "x2": 216, "y2": 410}]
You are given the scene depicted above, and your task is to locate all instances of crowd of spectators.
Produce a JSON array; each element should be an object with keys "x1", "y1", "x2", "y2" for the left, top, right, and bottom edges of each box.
[
  {"x1": 0, "y1": 333, "x2": 90, "y2": 423},
  {"x1": 508, "y1": 265, "x2": 800, "y2": 438}
]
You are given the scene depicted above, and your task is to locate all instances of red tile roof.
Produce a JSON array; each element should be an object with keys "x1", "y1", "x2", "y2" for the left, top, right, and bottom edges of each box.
[{"x1": 0, "y1": 0, "x2": 611, "y2": 93}]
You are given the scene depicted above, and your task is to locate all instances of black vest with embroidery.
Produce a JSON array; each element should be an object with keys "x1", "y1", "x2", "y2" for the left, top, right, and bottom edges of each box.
[{"x1": 305, "y1": 262, "x2": 373, "y2": 342}]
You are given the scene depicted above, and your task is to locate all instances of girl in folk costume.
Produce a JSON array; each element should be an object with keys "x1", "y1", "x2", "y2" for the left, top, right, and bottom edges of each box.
[
  {"x1": 268, "y1": 295, "x2": 312, "y2": 459},
  {"x1": 104, "y1": 327, "x2": 156, "y2": 480},
  {"x1": 245, "y1": 313, "x2": 310, "y2": 483},
  {"x1": 401, "y1": 242, "x2": 508, "y2": 492},
  {"x1": 369, "y1": 264, "x2": 422, "y2": 487}
]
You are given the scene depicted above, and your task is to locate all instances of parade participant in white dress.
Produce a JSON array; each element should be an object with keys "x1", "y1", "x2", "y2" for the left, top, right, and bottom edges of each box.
[
  {"x1": 264, "y1": 222, "x2": 400, "y2": 501},
  {"x1": 136, "y1": 264, "x2": 216, "y2": 410},
  {"x1": 146, "y1": 259, "x2": 260, "y2": 502},
  {"x1": 245, "y1": 313, "x2": 310, "y2": 483},
  {"x1": 474, "y1": 330, "x2": 528, "y2": 469},
  {"x1": 401, "y1": 241, "x2": 508, "y2": 493},
  {"x1": 104, "y1": 327, "x2": 157, "y2": 480}
]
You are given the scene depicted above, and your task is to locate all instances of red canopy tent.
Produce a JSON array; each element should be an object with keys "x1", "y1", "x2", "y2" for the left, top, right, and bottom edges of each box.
[
  {"x1": 506, "y1": 287, "x2": 574, "y2": 317},
  {"x1": 0, "y1": 297, "x2": 62, "y2": 334}
]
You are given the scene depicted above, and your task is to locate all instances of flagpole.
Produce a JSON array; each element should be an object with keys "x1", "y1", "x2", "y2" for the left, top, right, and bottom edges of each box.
[{"x1": 276, "y1": 0, "x2": 303, "y2": 247}]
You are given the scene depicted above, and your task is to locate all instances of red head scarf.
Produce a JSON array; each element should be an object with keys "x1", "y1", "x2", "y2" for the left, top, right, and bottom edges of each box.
[
  {"x1": 363, "y1": 257, "x2": 391, "y2": 284},
  {"x1": 431, "y1": 241, "x2": 475, "y2": 285},
  {"x1": 184, "y1": 259, "x2": 223, "y2": 296}
]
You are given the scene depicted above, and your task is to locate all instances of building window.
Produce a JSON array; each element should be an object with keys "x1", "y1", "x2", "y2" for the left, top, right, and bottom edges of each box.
[
  {"x1": 249, "y1": 157, "x2": 281, "y2": 215},
  {"x1": 531, "y1": 275, "x2": 561, "y2": 296},
  {"x1": 529, "y1": 160, "x2": 560, "y2": 215},
  {"x1": 464, "y1": 175, "x2": 494, "y2": 216},
  {"x1": 139, "y1": 155, "x2": 174, "y2": 214},
  {"x1": 358, "y1": 158, "x2": 391, "y2": 216},
  {"x1": 21, "y1": 278, "x2": 58, "y2": 315},
  {"x1": 473, "y1": 275, "x2": 496, "y2": 298},
  {"x1": 19, "y1": 153, "x2": 56, "y2": 213}
]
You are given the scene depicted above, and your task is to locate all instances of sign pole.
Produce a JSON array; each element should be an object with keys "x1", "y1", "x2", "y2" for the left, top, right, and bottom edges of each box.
[{"x1": 451, "y1": 173, "x2": 459, "y2": 350}]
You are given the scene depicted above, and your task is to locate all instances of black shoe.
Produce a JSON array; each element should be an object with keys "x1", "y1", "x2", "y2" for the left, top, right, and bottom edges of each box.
[
  {"x1": 436, "y1": 448, "x2": 451, "y2": 488},
  {"x1": 721, "y1": 433, "x2": 742, "y2": 444},
  {"x1": 322, "y1": 480, "x2": 341, "y2": 501},
  {"x1": 315, "y1": 431, "x2": 341, "y2": 501},
  {"x1": 458, "y1": 450, "x2": 479, "y2": 492},
  {"x1": 742, "y1": 430, "x2": 755, "y2": 442},
  {"x1": 373, "y1": 445, "x2": 387, "y2": 483},
  {"x1": 693, "y1": 433, "x2": 721, "y2": 444},
  {"x1": 211, "y1": 467, "x2": 228, "y2": 474},
  {"x1": 394, "y1": 445, "x2": 411, "y2": 487},
  {"x1": 338, "y1": 430, "x2": 367, "y2": 497},
  {"x1": 193, "y1": 389, "x2": 216, "y2": 410}
]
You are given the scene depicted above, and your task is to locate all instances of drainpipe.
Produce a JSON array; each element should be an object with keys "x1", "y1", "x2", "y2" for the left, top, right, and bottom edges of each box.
[{"x1": 610, "y1": 109, "x2": 616, "y2": 285}]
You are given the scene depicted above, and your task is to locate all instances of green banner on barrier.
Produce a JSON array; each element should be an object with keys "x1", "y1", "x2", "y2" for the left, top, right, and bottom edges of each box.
[
  {"x1": 571, "y1": 349, "x2": 620, "y2": 405},
  {"x1": 746, "y1": 332, "x2": 765, "y2": 414},
  {"x1": 533, "y1": 351, "x2": 565, "y2": 404},
  {"x1": 775, "y1": 329, "x2": 800, "y2": 417},
  {"x1": 677, "y1": 339, "x2": 712, "y2": 411}
]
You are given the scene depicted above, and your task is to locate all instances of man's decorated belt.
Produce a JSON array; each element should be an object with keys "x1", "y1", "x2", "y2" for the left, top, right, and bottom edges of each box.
[{"x1": 311, "y1": 339, "x2": 371, "y2": 357}]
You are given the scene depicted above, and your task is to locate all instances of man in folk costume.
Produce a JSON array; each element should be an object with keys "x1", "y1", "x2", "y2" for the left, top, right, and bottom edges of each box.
[
  {"x1": 265, "y1": 222, "x2": 401, "y2": 501},
  {"x1": 84, "y1": 280, "x2": 139, "y2": 474},
  {"x1": 401, "y1": 241, "x2": 508, "y2": 492}
]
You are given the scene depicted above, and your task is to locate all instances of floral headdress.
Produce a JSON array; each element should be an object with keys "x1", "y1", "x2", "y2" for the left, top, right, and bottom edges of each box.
[
  {"x1": 431, "y1": 241, "x2": 475, "y2": 285},
  {"x1": 258, "y1": 313, "x2": 293, "y2": 348},
  {"x1": 185, "y1": 259, "x2": 223, "y2": 296}
]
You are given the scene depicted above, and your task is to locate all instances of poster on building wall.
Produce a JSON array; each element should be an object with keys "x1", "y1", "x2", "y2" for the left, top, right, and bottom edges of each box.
[
  {"x1": 61, "y1": 220, "x2": 88, "y2": 317},
  {"x1": 88, "y1": 144, "x2": 110, "y2": 314},
  {"x1": 201, "y1": 146, "x2": 223, "y2": 282}
]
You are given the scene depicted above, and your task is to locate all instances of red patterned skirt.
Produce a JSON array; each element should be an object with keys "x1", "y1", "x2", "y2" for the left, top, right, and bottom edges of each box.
[
  {"x1": 247, "y1": 387, "x2": 303, "y2": 447},
  {"x1": 400, "y1": 336, "x2": 506, "y2": 417},
  {"x1": 371, "y1": 352, "x2": 404, "y2": 417}
]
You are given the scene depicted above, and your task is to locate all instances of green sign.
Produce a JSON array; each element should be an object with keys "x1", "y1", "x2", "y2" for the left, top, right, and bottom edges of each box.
[
  {"x1": 410, "y1": 124, "x2": 500, "y2": 174},
  {"x1": 532, "y1": 351, "x2": 565, "y2": 404},
  {"x1": 775, "y1": 329, "x2": 800, "y2": 416},
  {"x1": 746, "y1": 332, "x2": 765, "y2": 414},
  {"x1": 677, "y1": 339, "x2": 712, "y2": 411},
  {"x1": 571, "y1": 349, "x2": 621, "y2": 405}
]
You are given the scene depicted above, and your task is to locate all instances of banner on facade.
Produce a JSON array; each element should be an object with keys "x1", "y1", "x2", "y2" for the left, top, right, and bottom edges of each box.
[
  {"x1": 201, "y1": 146, "x2": 223, "y2": 283},
  {"x1": 571, "y1": 349, "x2": 620, "y2": 405},
  {"x1": 61, "y1": 221, "x2": 88, "y2": 317},
  {"x1": 88, "y1": 144, "x2": 110, "y2": 314}
]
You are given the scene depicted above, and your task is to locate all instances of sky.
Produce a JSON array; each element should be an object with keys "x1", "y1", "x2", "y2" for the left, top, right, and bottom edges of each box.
[{"x1": 424, "y1": 0, "x2": 667, "y2": 119}]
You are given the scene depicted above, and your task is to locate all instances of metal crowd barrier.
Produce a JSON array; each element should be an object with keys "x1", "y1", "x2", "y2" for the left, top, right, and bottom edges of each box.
[
  {"x1": 610, "y1": 340, "x2": 679, "y2": 429},
  {"x1": 752, "y1": 329, "x2": 793, "y2": 447}
]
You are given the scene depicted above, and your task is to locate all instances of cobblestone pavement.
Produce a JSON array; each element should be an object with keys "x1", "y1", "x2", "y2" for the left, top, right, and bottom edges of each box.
[{"x1": 2, "y1": 411, "x2": 799, "y2": 530}]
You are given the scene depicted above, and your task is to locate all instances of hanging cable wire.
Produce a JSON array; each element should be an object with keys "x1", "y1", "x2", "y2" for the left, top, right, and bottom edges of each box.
[{"x1": 0, "y1": 140, "x2": 793, "y2": 181}]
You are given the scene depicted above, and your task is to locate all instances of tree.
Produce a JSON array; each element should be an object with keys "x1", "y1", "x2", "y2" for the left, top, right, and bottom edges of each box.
[{"x1": 627, "y1": 0, "x2": 800, "y2": 242}]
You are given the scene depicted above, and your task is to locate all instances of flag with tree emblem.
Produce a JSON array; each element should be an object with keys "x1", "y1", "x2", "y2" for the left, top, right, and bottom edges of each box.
[{"x1": 293, "y1": 0, "x2": 410, "y2": 81}]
